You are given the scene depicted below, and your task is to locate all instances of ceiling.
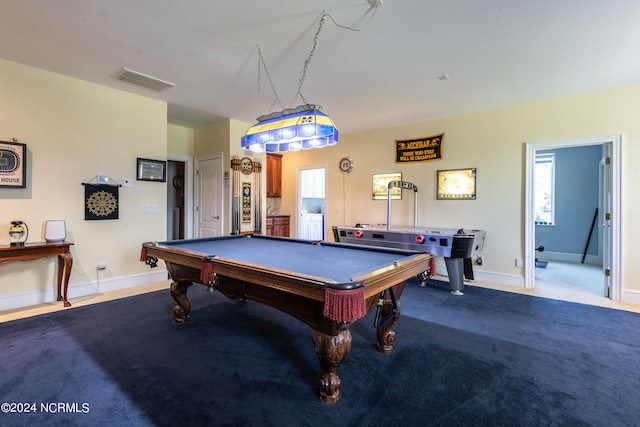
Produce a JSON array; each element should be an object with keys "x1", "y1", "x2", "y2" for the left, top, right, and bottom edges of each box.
[{"x1": 2, "y1": 1, "x2": 640, "y2": 135}]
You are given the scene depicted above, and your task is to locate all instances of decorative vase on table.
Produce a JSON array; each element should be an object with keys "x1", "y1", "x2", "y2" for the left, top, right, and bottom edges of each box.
[{"x1": 9, "y1": 220, "x2": 28, "y2": 246}]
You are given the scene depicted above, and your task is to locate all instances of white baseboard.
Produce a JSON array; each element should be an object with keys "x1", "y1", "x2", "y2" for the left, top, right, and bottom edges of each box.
[
  {"x1": 472, "y1": 270, "x2": 525, "y2": 287},
  {"x1": 621, "y1": 288, "x2": 640, "y2": 306},
  {"x1": 0, "y1": 270, "x2": 169, "y2": 312},
  {"x1": 4, "y1": 266, "x2": 639, "y2": 312},
  {"x1": 536, "y1": 251, "x2": 601, "y2": 265},
  {"x1": 433, "y1": 256, "x2": 524, "y2": 288}
]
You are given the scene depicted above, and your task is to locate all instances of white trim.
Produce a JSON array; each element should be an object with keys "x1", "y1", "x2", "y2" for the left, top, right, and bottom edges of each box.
[
  {"x1": 525, "y1": 142, "x2": 536, "y2": 288},
  {"x1": 534, "y1": 250, "x2": 601, "y2": 265},
  {"x1": 0, "y1": 270, "x2": 169, "y2": 312},
  {"x1": 524, "y1": 134, "x2": 622, "y2": 301},
  {"x1": 472, "y1": 270, "x2": 525, "y2": 287},
  {"x1": 622, "y1": 288, "x2": 640, "y2": 306}
]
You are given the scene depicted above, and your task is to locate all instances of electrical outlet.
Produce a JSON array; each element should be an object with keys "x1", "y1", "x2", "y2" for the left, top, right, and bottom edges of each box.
[
  {"x1": 98, "y1": 261, "x2": 107, "y2": 270},
  {"x1": 515, "y1": 258, "x2": 523, "y2": 268},
  {"x1": 144, "y1": 204, "x2": 159, "y2": 214}
]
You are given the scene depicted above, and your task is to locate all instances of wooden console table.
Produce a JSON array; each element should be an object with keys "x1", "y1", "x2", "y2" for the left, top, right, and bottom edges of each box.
[{"x1": 0, "y1": 242, "x2": 74, "y2": 307}]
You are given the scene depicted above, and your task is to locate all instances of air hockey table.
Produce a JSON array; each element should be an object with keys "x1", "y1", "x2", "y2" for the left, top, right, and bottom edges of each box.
[
  {"x1": 332, "y1": 180, "x2": 486, "y2": 295},
  {"x1": 332, "y1": 225, "x2": 485, "y2": 294}
]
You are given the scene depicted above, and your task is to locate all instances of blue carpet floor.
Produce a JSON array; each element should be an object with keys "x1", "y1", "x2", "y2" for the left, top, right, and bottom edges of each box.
[{"x1": 1, "y1": 279, "x2": 639, "y2": 426}]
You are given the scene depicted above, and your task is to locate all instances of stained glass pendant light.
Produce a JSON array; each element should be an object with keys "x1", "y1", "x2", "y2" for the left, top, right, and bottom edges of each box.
[
  {"x1": 240, "y1": 4, "x2": 383, "y2": 153},
  {"x1": 241, "y1": 13, "x2": 340, "y2": 154},
  {"x1": 241, "y1": 104, "x2": 338, "y2": 153}
]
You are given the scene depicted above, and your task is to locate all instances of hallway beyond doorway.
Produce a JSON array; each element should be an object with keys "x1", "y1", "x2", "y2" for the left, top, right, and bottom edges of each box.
[{"x1": 535, "y1": 261, "x2": 603, "y2": 296}]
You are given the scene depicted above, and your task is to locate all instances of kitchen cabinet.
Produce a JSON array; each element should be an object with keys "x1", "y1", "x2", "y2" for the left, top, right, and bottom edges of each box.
[
  {"x1": 266, "y1": 153, "x2": 282, "y2": 197},
  {"x1": 300, "y1": 168, "x2": 325, "y2": 198},
  {"x1": 266, "y1": 215, "x2": 289, "y2": 237},
  {"x1": 300, "y1": 214, "x2": 323, "y2": 240}
]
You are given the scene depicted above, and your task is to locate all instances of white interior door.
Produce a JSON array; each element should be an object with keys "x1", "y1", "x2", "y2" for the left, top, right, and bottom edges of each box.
[{"x1": 196, "y1": 154, "x2": 223, "y2": 238}]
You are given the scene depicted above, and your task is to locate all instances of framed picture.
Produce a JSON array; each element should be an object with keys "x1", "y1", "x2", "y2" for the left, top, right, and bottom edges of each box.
[
  {"x1": 437, "y1": 168, "x2": 476, "y2": 200},
  {"x1": 0, "y1": 140, "x2": 27, "y2": 188},
  {"x1": 137, "y1": 158, "x2": 166, "y2": 182},
  {"x1": 242, "y1": 182, "x2": 252, "y2": 223},
  {"x1": 372, "y1": 173, "x2": 402, "y2": 200}
]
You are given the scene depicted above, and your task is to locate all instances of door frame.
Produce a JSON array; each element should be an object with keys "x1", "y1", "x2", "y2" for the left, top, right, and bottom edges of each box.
[
  {"x1": 168, "y1": 153, "x2": 194, "y2": 239},
  {"x1": 524, "y1": 134, "x2": 621, "y2": 301},
  {"x1": 296, "y1": 164, "x2": 328, "y2": 239}
]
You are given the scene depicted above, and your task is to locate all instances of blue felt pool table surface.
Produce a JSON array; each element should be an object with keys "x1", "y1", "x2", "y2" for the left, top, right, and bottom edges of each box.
[{"x1": 154, "y1": 234, "x2": 423, "y2": 284}]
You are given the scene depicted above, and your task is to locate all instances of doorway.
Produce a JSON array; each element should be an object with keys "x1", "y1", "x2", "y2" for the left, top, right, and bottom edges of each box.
[
  {"x1": 297, "y1": 165, "x2": 327, "y2": 240},
  {"x1": 524, "y1": 134, "x2": 621, "y2": 301},
  {"x1": 167, "y1": 154, "x2": 194, "y2": 240},
  {"x1": 167, "y1": 160, "x2": 185, "y2": 240}
]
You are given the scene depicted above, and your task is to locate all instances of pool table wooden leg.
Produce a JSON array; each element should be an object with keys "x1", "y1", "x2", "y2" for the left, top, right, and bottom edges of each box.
[
  {"x1": 312, "y1": 329, "x2": 352, "y2": 403},
  {"x1": 376, "y1": 299, "x2": 401, "y2": 354},
  {"x1": 170, "y1": 279, "x2": 193, "y2": 323}
]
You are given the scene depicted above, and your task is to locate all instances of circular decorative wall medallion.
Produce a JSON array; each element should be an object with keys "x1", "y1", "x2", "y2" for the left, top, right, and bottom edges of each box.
[
  {"x1": 339, "y1": 157, "x2": 354, "y2": 173},
  {"x1": 240, "y1": 157, "x2": 254, "y2": 175}
]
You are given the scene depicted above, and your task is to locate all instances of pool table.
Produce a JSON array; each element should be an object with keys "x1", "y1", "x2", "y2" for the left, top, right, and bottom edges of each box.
[{"x1": 140, "y1": 234, "x2": 432, "y2": 403}]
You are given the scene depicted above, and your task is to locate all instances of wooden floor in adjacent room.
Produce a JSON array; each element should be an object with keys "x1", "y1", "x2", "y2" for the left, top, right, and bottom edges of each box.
[
  {"x1": 474, "y1": 260, "x2": 640, "y2": 314},
  {"x1": 2, "y1": 264, "x2": 640, "y2": 323},
  {"x1": 0, "y1": 281, "x2": 170, "y2": 323}
]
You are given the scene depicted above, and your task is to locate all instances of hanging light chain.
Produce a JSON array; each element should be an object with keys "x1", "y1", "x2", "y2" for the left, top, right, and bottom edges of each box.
[
  {"x1": 257, "y1": 45, "x2": 284, "y2": 112},
  {"x1": 257, "y1": 8, "x2": 379, "y2": 110},
  {"x1": 291, "y1": 13, "x2": 328, "y2": 106},
  {"x1": 291, "y1": 10, "x2": 377, "y2": 106}
]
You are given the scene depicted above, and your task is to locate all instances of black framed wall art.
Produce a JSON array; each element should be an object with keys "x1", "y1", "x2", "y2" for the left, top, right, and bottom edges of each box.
[
  {"x1": 137, "y1": 157, "x2": 166, "y2": 182},
  {"x1": 372, "y1": 173, "x2": 402, "y2": 200},
  {"x1": 0, "y1": 140, "x2": 27, "y2": 188},
  {"x1": 437, "y1": 168, "x2": 477, "y2": 200}
]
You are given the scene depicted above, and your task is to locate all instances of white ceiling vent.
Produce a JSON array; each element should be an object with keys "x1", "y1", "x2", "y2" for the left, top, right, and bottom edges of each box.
[{"x1": 113, "y1": 68, "x2": 175, "y2": 92}]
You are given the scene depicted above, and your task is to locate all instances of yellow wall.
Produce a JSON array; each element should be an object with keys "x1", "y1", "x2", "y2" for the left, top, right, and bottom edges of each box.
[
  {"x1": 193, "y1": 118, "x2": 255, "y2": 235},
  {"x1": 0, "y1": 59, "x2": 168, "y2": 304},
  {"x1": 280, "y1": 84, "x2": 640, "y2": 297},
  {"x1": 3, "y1": 55, "x2": 639, "y2": 308},
  {"x1": 168, "y1": 124, "x2": 194, "y2": 157},
  {"x1": 193, "y1": 118, "x2": 259, "y2": 162}
]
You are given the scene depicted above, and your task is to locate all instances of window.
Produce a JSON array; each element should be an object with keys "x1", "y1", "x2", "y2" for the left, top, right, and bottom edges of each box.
[{"x1": 535, "y1": 153, "x2": 555, "y2": 226}]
